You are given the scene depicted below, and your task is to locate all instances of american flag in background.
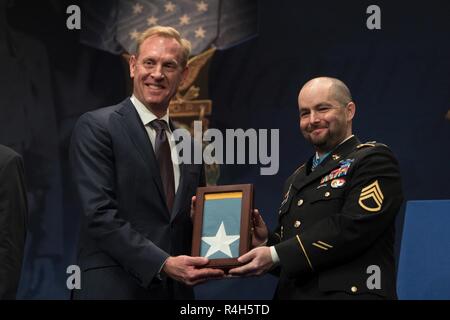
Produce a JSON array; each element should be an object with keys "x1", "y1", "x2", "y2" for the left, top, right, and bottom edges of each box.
[{"x1": 81, "y1": 0, "x2": 258, "y2": 55}]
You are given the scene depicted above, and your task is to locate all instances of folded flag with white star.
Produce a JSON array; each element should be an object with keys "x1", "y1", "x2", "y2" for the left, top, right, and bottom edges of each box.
[
  {"x1": 200, "y1": 192, "x2": 242, "y2": 259},
  {"x1": 80, "y1": 0, "x2": 258, "y2": 55}
]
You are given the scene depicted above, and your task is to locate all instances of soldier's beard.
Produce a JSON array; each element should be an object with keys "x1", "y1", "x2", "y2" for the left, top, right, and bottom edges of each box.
[
  {"x1": 306, "y1": 128, "x2": 342, "y2": 154},
  {"x1": 308, "y1": 128, "x2": 330, "y2": 148}
]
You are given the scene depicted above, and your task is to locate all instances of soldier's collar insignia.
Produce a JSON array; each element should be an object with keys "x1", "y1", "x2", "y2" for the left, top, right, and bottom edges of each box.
[
  {"x1": 358, "y1": 180, "x2": 384, "y2": 212},
  {"x1": 332, "y1": 154, "x2": 340, "y2": 161}
]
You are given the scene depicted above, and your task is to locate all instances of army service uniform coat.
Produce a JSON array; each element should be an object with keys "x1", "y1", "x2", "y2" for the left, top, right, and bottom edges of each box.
[{"x1": 268, "y1": 136, "x2": 403, "y2": 299}]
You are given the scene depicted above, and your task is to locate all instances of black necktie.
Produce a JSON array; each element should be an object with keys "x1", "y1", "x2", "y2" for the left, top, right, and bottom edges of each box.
[{"x1": 150, "y1": 119, "x2": 175, "y2": 213}]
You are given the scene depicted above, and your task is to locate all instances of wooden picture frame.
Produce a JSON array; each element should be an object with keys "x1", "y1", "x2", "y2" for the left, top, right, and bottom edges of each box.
[{"x1": 191, "y1": 184, "x2": 254, "y2": 270}]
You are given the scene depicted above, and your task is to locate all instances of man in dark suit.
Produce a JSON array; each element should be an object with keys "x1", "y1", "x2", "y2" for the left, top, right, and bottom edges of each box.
[
  {"x1": 229, "y1": 77, "x2": 403, "y2": 299},
  {"x1": 0, "y1": 145, "x2": 28, "y2": 299},
  {"x1": 70, "y1": 26, "x2": 223, "y2": 299}
]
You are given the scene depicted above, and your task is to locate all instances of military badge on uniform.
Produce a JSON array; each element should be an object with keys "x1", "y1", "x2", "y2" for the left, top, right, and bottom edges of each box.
[
  {"x1": 320, "y1": 159, "x2": 354, "y2": 184},
  {"x1": 338, "y1": 158, "x2": 355, "y2": 167},
  {"x1": 358, "y1": 180, "x2": 384, "y2": 212},
  {"x1": 320, "y1": 168, "x2": 345, "y2": 184},
  {"x1": 331, "y1": 178, "x2": 346, "y2": 188}
]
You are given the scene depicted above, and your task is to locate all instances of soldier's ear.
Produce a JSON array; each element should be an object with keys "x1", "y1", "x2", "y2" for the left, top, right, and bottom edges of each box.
[{"x1": 346, "y1": 101, "x2": 356, "y2": 120}]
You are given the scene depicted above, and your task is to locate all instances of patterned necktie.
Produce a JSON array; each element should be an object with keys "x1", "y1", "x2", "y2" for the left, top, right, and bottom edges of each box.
[{"x1": 150, "y1": 119, "x2": 175, "y2": 213}]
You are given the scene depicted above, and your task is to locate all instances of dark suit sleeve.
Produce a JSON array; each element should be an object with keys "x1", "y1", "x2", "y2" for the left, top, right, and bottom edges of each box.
[
  {"x1": 70, "y1": 113, "x2": 169, "y2": 288},
  {"x1": 0, "y1": 151, "x2": 27, "y2": 299},
  {"x1": 275, "y1": 146, "x2": 403, "y2": 277}
]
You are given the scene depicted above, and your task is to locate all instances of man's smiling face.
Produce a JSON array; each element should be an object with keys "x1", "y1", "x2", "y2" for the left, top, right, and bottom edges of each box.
[
  {"x1": 298, "y1": 79, "x2": 354, "y2": 154},
  {"x1": 130, "y1": 36, "x2": 187, "y2": 115}
]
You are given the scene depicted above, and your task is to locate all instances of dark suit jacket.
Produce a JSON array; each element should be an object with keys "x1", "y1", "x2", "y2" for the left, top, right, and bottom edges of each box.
[
  {"x1": 0, "y1": 145, "x2": 28, "y2": 300},
  {"x1": 268, "y1": 136, "x2": 403, "y2": 299},
  {"x1": 70, "y1": 98, "x2": 205, "y2": 299}
]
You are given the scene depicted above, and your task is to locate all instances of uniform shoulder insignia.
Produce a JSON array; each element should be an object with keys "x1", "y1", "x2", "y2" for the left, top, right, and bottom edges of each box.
[
  {"x1": 376, "y1": 142, "x2": 389, "y2": 148},
  {"x1": 356, "y1": 141, "x2": 377, "y2": 149},
  {"x1": 358, "y1": 180, "x2": 384, "y2": 212},
  {"x1": 357, "y1": 141, "x2": 389, "y2": 149}
]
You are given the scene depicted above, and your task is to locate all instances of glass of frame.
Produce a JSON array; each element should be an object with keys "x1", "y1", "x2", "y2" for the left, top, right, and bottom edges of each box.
[{"x1": 191, "y1": 184, "x2": 254, "y2": 270}]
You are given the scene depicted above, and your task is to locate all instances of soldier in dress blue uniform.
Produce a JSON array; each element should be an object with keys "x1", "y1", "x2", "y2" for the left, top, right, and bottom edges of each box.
[{"x1": 229, "y1": 77, "x2": 403, "y2": 299}]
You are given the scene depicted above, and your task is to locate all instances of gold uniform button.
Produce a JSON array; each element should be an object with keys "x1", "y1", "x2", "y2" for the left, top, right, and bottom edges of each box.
[
  {"x1": 351, "y1": 286, "x2": 358, "y2": 293},
  {"x1": 294, "y1": 220, "x2": 301, "y2": 228},
  {"x1": 324, "y1": 191, "x2": 331, "y2": 197},
  {"x1": 297, "y1": 199, "x2": 304, "y2": 206}
]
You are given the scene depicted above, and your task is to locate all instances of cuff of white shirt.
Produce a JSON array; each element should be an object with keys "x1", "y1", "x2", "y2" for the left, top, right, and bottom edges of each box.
[{"x1": 270, "y1": 246, "x2": 280, "y2": 265}]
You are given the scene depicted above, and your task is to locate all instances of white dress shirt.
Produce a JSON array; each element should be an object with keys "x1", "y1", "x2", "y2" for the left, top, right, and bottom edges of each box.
[{"x1": 130, "y1": 95, "x2": 180, "y2": 193}]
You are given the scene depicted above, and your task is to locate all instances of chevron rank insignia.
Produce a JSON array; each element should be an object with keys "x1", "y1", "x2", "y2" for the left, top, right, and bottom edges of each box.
[{"x1": 358, "y1": 180, "x2": 384, "y2": 212}]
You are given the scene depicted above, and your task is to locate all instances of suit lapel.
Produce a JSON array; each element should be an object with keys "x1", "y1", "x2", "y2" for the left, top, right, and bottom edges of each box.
[
  {"x1": 118, "y1": 99, "x2": 167, "y2": 209},
  {"x1": 292, "y1": 136, "x2": 361, "y2": 192}
]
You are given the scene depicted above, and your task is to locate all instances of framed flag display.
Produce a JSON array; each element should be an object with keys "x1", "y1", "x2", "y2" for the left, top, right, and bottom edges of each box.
[{"x1": 191, "y1": 184, "x2": 254, "y2": 270}]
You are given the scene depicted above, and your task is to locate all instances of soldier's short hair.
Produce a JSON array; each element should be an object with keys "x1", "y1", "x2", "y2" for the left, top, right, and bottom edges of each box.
[{"x1": 328, "y1": 78, "x2": 353, "y2": 107}]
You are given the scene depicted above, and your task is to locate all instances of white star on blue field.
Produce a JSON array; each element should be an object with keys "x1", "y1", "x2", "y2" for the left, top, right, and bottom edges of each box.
[{"x1": 200, "y1": 197, "x2": 241, "y2": 259}]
